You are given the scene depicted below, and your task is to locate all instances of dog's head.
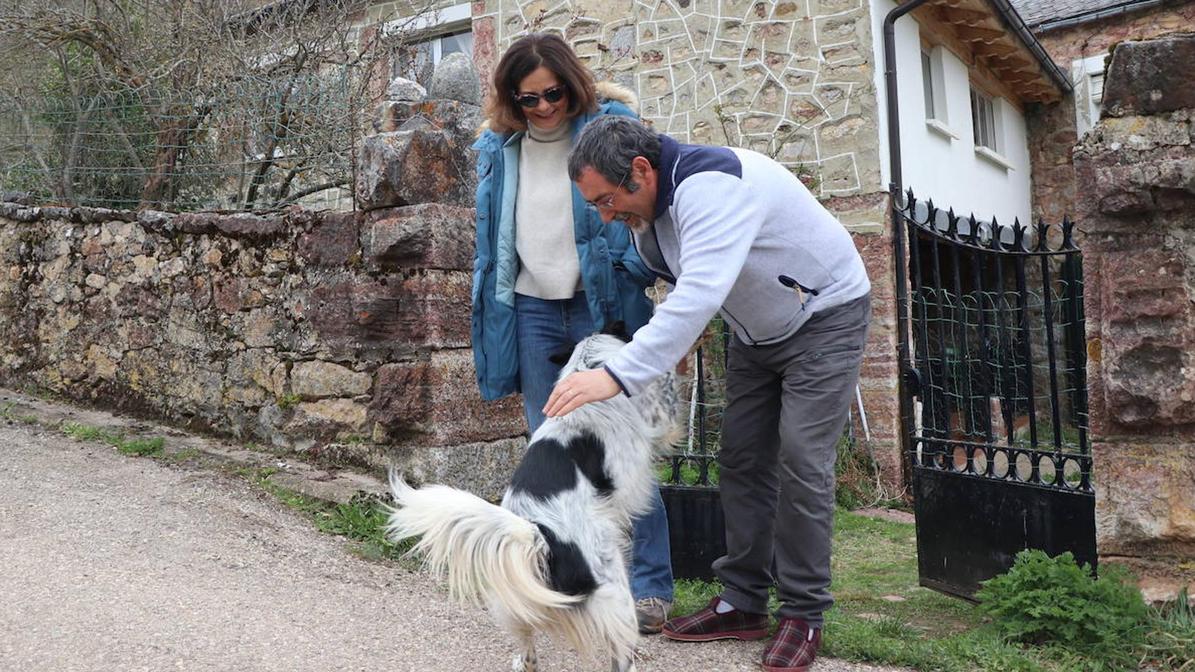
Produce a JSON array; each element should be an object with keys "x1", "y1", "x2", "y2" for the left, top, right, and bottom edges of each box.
[
  {"x1": 554, "y1": 333, "x2": 627, "y2": 376},
  {"x1": 546, "y1": 321, "x2": 630, "y2": 367},
  {"x1": 556, "y1": 333, "x2": 681, "y2": 444}
]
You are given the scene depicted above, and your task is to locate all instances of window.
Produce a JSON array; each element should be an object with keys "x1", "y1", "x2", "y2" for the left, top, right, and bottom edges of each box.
[
  {"x1": 1090, "y1": 72, "x2": 1105, "y2": 105},
  {"x1": 393, "y1": 30, "x2": 474, "y2": 89},
  {"x1": 1072, "y1": 54, "x2": 1107, "y2": 136},
  {"x1": 971, "y1": 87, "x2": 997, "y2": 151},
  {"x1": 922, "y1": 50, "x2": 936, "y2": 120},
  {"x1": 385, "y1": 2, "x2": 473, "y2": 89},
  {"x1": 920, "y1": 45, "x2": 951, "y2": 135}
]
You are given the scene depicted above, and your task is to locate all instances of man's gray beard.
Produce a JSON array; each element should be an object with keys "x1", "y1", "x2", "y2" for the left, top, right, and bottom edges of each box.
[{"x1": 626, "y1": 215, "x2": 650, "y2": 233}]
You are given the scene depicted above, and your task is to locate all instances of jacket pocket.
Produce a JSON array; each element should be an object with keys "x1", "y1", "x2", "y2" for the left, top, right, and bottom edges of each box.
[{"x1": 476, "y1": 151, "x2": 493, "y2": 180}]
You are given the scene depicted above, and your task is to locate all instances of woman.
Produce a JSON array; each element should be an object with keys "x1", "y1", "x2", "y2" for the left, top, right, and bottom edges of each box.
[{"x1": 469, "y1": 33, "x2": 673, "y2": 634}]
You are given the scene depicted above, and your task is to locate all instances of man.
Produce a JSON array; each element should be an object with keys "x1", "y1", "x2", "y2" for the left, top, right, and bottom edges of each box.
[{"x1": 543, "y1": 115, "x2": 871, "y2": 672}]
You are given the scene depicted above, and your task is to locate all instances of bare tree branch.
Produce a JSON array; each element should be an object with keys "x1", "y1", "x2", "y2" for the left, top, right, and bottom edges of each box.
[
  {"x1": 1, "y1": 0, "x2": 435, "y2": 210},
  {"x1": 275, "y1": 178, "x2": 349, "y2": 206}
]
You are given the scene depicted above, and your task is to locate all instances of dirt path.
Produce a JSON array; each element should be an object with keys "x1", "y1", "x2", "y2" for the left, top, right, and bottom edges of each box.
[{"x1": 0, "y1": 392, "x2": 908, "y2": 672}]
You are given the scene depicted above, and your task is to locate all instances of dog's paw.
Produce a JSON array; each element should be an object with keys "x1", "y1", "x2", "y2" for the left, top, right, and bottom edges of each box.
[{"x1": 512, "y1": 652, "x2": 538, "y2": 672}]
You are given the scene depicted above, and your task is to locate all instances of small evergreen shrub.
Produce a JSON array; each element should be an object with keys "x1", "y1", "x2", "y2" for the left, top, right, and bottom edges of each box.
[{"x1": 977, "y1": 550, "x2": 1147, "y2": 668}]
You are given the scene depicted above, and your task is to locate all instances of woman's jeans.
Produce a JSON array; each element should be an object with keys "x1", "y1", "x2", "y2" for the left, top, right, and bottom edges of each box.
[{"x1": 516, "y1": 292, "x2": 674, "y2": 603}]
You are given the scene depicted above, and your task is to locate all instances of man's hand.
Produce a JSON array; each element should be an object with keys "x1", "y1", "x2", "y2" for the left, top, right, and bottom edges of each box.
[{"x1": 543, "y1": 368, "x2": 621, "y2": 418}]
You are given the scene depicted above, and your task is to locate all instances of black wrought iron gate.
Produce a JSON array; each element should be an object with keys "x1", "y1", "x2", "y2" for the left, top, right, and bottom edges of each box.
[{"x1": 893, "y1": 189, "x2": 1097, "y2": 599}]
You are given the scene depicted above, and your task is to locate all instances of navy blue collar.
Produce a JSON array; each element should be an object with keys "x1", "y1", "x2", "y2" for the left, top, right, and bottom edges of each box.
[{"x1": 653, "y1": 134, "x2": 680, "y2": 221}]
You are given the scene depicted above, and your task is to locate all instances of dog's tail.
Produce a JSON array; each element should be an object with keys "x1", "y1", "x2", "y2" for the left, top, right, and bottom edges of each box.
[{"x1": 385, "y1": 476, "x2": 582, "y2": 625}]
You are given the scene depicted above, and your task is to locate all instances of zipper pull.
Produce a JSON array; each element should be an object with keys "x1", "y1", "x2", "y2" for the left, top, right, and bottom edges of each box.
[{"x1": 778, "y1": 275, "x2": 819, "y2": 308}]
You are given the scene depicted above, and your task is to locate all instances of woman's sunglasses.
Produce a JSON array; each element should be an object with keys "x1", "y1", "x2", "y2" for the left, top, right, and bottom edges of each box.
[{"x1": 513, "y1": 85, "x2": 566, "y2": 108}]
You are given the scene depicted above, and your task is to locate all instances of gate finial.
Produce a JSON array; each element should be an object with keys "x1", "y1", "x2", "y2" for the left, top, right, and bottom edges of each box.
[
  {"x1": 945, "y1": 208, "x2": 959, "y2": 239},
  {"x1": 989, "y1": 217, "x2": 1004, "y2": 251},
  {"x1": 1061, "y1": 216, "x2": 1077, "y2": 250},
  {"x1": 1012, "y1": 219, "x2": 1028, "y2": 252},
  {"x1": 1035, "y1": 219, "x2": 1051, "y2": 252}
]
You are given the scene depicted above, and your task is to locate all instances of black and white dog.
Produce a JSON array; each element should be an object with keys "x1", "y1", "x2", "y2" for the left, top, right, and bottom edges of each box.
[{"x1": 386, "y1": 332, "x2": 679, "y2": 672}]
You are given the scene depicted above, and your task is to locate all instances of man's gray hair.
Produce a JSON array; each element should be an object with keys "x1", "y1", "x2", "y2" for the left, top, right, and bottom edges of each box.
[{"x1": 567, "y1": 115, "x2": 662, "y2": 186}]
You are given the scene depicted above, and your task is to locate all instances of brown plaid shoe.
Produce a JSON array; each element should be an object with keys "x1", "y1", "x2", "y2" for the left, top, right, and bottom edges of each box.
[
  {"x1": 661, "y1": 597, "x2": 770, "y2": 642},
  {"x1": 762, "y1": 618, "x2": 821, "y2": 672}
]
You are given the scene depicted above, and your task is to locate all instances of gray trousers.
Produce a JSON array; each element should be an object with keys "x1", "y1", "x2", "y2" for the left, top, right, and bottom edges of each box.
[{"x1": 713, "y1": 294, "x2": 870, "y2": 625}]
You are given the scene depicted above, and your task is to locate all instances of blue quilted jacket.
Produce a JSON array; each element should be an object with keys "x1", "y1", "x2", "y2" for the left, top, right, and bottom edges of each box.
[{"x1": 469, "y1": 85, "x2": 655, "y2": 400}]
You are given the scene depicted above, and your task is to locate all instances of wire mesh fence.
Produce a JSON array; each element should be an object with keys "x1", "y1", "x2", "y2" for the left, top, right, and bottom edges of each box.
[
  {"x1": 1, "y1": 73, "x2": 361, "y2": 212},
  {"x1": 898, "y1": 190, "x2": 1091, "y2": 492},
  {"x1": 658, "y1": 319, "x2": 729, "y2": 488},
  {"x1": 0, "y1": 0, "x2": 442, "y2": 212}
]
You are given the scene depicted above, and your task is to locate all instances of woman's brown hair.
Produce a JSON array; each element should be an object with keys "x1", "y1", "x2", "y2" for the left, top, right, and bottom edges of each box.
[{"x1": 484, "y1": 33, "x2": 598, "y2": 134}]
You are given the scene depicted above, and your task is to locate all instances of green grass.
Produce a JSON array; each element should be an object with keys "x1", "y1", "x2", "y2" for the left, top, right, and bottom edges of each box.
[
  {"x1": 1, "y1": 402, "x2": 39, "y2": 424},
  {"x1": 315, "y1": 495, "x2": 413, "y2": 562},
  {"x1": 1140, "y1": 588, "x2": 1195, "y2": 672},
  {"x1": 657, "y1": 457, "x2": 720, "y2": 486},
  {"x1": 117, "y1": 436, "x2": 165, "y2": 456},
  {"x1": 824, "y1": 510, "x2": 1052, "y2": 671},
  {"x1": 61, "y1": 421, "x2": 165, "y2": 457},
  {"x1": 234, "y1": 467, "x2": 415, "y2": 565},
  {"x1": 671, "y1": 511, "x2": 1194, "y2": 671},
  {"x1": 672, "y1": 510, "x2": 1058, "y2": 671}
]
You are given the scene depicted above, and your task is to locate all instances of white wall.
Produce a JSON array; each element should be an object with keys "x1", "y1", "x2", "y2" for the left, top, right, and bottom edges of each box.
[{"x1": 869, "y1": 0, "x2": 1033, "y2": 228}]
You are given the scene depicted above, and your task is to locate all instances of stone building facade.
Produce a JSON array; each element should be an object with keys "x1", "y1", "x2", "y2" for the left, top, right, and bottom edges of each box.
[
  {"x1": 1009, "y1": 1, "x2": 1195, "y2": 600},
  {"x1": 471, "y1": 0, "x2": 905, "y2": 489}
]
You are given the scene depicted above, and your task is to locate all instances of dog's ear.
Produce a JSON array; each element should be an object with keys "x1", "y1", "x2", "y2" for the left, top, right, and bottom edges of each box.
[
  {"x1": 548, "y1": 345, "x2": 575, "y2": 366},
  {"x1": 601, "y1": 320, "x2": 631, "y2": 342}
]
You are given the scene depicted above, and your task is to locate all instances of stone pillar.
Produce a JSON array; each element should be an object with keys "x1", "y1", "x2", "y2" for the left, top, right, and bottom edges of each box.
[
  {"x1": 352, "y1": 55, "x2": 528, "y2": 497},
  {"x1": 830, "y1": 193, "x2": 906, "y2": 494},
  {"x1": 1072, "y1": 35, "x2": 1195, "y2": 602},
  {"x1": 357, "y1": 53, "x2": 482, "y2": 211}
]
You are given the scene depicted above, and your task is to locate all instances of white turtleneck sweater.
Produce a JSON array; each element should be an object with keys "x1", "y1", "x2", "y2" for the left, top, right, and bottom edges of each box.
[{"x1": 514, "y1": 121, "x2": 581, "y2": 300}]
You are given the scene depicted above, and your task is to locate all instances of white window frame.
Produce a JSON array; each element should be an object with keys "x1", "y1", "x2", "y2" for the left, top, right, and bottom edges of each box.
[
  {"x1": 385, "y1": 3, "x2": 473, "y2": 85},
  {"x1": 971, "y1": 86, "x2": 998, "y2": 151},
  {"x1": 922, "y1": 50, "x2": 936, "y2": 119},
  {"x1": 970, "y1": 86, "x2": 1014, "y2": 170},
  {"x1": 1072, "y1": 54, "x2": 1107, "y2": 136},
  {"x1": 383, "y1": 3, "x2": 472, "y2": 36},
  {"x1": 921, "y1": 45, "x2": 955, "y2": 140}
]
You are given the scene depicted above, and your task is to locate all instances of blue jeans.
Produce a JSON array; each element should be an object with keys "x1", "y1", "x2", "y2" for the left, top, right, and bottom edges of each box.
[{"x1": 516, "y1": 292, "x2": 674, "y2": 603}]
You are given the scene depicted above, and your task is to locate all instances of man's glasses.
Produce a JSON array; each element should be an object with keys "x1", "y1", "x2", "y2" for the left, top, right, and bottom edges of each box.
[
  {"x1": 513, "y1": 85, "x2": 566, "y2": 108},
  {"x1": 585, "y1": 173, "x2": 629, "y2": 212}
]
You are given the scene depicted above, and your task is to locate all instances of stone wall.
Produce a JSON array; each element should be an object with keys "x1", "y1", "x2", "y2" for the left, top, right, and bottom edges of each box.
[
  {"x1": 0, "y1": 203, "x2": 526, "y2": 499},
  {"x1": 1025, "y1": 3, "x2": 1195, "y2": 224},
  {"x1": 470, "y1": 0, "x2": 905, "y2": 492},
  {"x1": 473, "y1": 0, "x2": 882, "y2": 199},
  {"x1": 0, "y1": 60, "x2": 529, "y2": 502},
  {"x1": 1072, "y1": 35, "x2": 1195, "y2": 602}
]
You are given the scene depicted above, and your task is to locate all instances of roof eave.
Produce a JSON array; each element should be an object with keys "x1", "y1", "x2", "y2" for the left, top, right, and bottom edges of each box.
[{"x1": 982, "y1": 0, "x2": 1075, "y2": 94}]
